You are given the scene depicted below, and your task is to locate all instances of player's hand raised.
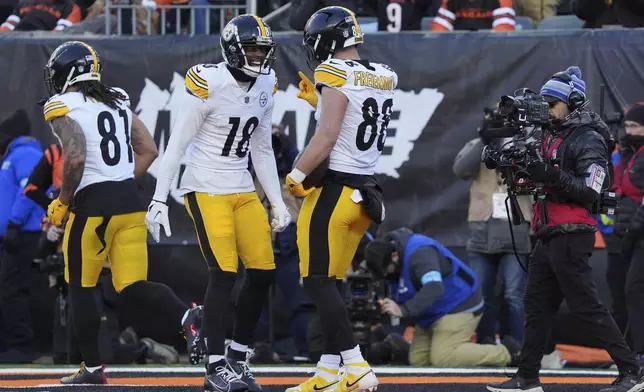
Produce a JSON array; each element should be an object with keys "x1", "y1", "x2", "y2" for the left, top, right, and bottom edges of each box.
[
  {"x1": 271, "y1": 204, "x2": 291, "y2": 232},
  {"x1": 296, "y1": 71, "x2": 318, "y2": 109},
  {"x1": 145, "y1": 200, "x2": 171, "y2": 243}
]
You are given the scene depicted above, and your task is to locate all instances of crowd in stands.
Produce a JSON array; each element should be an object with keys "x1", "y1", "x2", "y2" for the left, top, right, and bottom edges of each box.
[{"x1": 0, "y1": 0, "x2": 642, "y2": 35}]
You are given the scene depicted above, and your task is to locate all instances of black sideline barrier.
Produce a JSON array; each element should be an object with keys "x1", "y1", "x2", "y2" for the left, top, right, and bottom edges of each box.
[{"x1": 0, "y1": 29, "x2": 641, "y2": 352}]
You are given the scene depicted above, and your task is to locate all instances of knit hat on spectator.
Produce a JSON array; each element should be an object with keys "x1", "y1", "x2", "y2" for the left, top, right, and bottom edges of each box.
[
  {"x1": 540, "y1": 66, "x2": 587, "y2": 104},
  {"x1": 626, "y1": 104, "x2": 644, "y2": 126}
]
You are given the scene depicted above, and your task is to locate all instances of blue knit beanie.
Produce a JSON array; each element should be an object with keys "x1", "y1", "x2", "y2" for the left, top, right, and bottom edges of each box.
[{"x1": 540, "y1": 66, "x2": 586, "y2": 104}]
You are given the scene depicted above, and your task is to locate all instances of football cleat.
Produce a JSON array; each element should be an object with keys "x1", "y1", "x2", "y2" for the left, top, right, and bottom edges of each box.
[
  {"x1": 332, "y1": 362, "x2": 378, "y2": 392},
  {"x1": 182, "y1": 303, "x2": 205, "y2": 365},
  {"x1": 285, "y1": 366, "x2": 340, "y2": 392},
  {"x1": 204, "y1": 361, "x2": 248, "y2": 392},
  {"x1": 60, "y1": 362, "x2": 107, "y2": 385},
  {"x1": 227, "y1": 347, "x2": 262, "y2": 392}
]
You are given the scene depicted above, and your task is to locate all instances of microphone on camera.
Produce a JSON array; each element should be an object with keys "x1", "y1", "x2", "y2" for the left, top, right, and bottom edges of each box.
[{"x1": 479, "y1": 127, "x2": 518, "y2": 140}]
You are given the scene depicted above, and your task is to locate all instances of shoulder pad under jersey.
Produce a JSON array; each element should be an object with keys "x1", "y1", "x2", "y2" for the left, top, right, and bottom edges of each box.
[
  {"x1": 314, "y1": 59, "x2": 350, "y2": 89},
  {"x1": 185, "y1": 63, "x2": 221, "y2": 100},
  {"x1": 43, "y1": 94, "x2": 71, "y2": 122}
]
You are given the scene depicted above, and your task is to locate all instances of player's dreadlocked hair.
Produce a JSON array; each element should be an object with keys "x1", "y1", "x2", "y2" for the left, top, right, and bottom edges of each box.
[{"x1": 77, "y1": 80, "x2": 127, "y2": 110}]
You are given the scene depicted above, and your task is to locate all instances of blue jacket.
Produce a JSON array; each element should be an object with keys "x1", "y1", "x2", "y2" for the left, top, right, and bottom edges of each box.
[
  {"x1": 0, "y1": 137, "x2": 44, "y2": 236},
  {"x1": 389, "y1": 233, "x2": 479, "y2": 328}
]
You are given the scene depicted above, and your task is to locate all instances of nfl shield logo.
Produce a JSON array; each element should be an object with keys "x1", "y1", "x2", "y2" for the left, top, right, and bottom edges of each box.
[{"x1": 245, "y1": 97, "x2": 249, "y2": 104}]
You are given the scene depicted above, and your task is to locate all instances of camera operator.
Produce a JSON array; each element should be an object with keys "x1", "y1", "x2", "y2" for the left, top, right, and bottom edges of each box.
[
  {"x1": 365, "y1": 227, "x2": 520, "y2": 368},
  {"x1": 488, "y1": 67, "x2": 644, "y2": 392},
  {"x1": 612, "y1": 104, "x2": 644, "y2": 363}
]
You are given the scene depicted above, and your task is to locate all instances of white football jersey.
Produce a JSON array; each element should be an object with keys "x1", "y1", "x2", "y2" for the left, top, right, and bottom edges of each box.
[
  {"x1": 314, "y1": 59, "x2": 398, "y2": 175},
  {"x1": 43, "y1": 88, "x2": 133, "y2": 194},
  {"x1": 175, "y1": 62, "x2": 277, "y2": 195}
]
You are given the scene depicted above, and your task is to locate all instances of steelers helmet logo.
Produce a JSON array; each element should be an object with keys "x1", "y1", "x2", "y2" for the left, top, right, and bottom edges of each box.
[
  {"x1": 259, "y1": 92, "x2": 268, "y2": 107},
  {"x1": 222, "y1": 23, "x2": 236, "y2": 41}
]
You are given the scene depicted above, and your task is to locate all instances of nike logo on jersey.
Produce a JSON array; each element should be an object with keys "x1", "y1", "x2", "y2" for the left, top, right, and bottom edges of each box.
[{"x1": 345, "y1": 370, "x2": 373, "y2": 390}]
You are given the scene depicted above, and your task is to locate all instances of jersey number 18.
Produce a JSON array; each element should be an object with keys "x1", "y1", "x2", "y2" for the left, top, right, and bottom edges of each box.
[
  {"x1": 222, "y1": 116, "x2": 259, "y2": 158},
  {"x1": 97, "y1": 110, "x2": 133, "y2": 166},
  {"x1": 356, "y1": 97, "x2": 394, "y2": 152}
]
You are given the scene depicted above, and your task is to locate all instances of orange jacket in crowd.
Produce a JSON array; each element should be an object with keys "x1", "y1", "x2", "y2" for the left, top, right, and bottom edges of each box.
[
  {"x1": 431, "y1": 0, "x2": 516, "y2": 31},
  {"x1": 0, "y1": 0, "x2": 81, "y2": 32}
]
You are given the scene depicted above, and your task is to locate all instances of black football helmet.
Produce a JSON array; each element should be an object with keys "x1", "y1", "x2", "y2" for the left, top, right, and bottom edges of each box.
[
  {"x1": 303, "y1": 6, "x2": 364, "y2": 64},
  {"x1": 220, "y1": 14, "x2": 276, "y2": 77},
  {"x1": 44, "y1": 41, "x2": 102, "y2": 98}
]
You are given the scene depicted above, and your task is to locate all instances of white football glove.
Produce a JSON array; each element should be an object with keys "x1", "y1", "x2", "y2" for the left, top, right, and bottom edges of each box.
[
  {"x1": 145, "y1": 200, "x2": 172, "y2": 243},
  {"x1": 270, "y1": 204, "x2": 291, "y2": 233},
  {"x1": 46, "y1": 225, "x2": 64, "y2": 242}
]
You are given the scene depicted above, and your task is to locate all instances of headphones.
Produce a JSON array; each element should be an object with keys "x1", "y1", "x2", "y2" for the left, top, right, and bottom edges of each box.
[{"x1": 550, "y1": 71, "x2": 586, "y2": 111}]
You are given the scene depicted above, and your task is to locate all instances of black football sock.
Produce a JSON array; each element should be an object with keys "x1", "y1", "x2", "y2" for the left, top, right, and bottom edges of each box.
[
  {"x1": 304, "y1": 276, "x2": 356, "y2": 354},
  {"x1": 68, "y1": 285, "x2": 102, "y2": 367},
  {"x1": 231, "y1": 269, "x2": 275, "y2": 350},
  {"x1": 205, "y1": 270, "x2": 238, "y2": 355}
]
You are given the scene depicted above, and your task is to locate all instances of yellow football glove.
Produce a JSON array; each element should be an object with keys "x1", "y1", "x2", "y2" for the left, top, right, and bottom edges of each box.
[
  {"x1": 286, "y1": 174, "x2": 315, "y2": 198},
  {"x1": 47, "y1": 198, "x2": 68, "y2": 227},
  {"x1": 296, "y1": 71, "x2": 318, "y2": 109}
]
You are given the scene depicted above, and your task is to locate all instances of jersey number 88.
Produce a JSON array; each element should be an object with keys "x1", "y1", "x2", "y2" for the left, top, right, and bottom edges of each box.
[{"x1": 356, "y1": 97, "x2": 394, "y2": 152}]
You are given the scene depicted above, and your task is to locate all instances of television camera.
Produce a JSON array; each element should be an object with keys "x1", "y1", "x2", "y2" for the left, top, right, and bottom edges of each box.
[
  {"x1": 345, "y1": 262, "x2": 383, "y2": 353},
  {"x1": 480, "y1": 88, "x2": 550, "y2": 226}
]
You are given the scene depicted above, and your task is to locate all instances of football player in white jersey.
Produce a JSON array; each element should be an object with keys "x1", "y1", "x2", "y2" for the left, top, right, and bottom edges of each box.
[
  {"x1": 42, "y1": 41, "x2": 204, "y2": 385},
  {"x1": 285, "y1": 6, "x2": 397, "y2": 392},
  {"x1": 144, "y1": 15, "x2": 291, "y2": 392}
]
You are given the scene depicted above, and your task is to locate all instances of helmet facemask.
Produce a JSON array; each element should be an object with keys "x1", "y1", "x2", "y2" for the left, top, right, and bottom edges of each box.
[{"x1": 239, "y1": 40, "x2": 275, "y2": 77}]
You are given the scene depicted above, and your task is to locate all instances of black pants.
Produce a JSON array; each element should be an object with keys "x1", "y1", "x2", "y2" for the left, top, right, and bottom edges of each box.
[
  {"x1": 0, "y1": 232, "x2": 41, "y2": 351},
  {"x1": 606, "y1": 234, "x2": 630, "y2": 336},
  {"x1": 626, "y1": 246, "x2": 644, "y2": 354},
  {"x1": 518, "y1": 232, "x2": 638, "y2": 380}
]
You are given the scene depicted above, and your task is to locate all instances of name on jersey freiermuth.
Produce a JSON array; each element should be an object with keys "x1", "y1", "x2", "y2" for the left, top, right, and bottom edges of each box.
[{"x1": 353, "y1": 71, "x2": 395, "y2": 91}]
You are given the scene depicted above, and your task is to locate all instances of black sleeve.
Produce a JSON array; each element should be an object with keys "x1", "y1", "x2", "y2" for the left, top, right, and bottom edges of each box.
[
  {"x1": 553, "y1": 129, "x2": 608, "y2": 206},
  {"x1": 628, "y1": 204, "x2": 644, "y2": 234},
  {"x1": 627, "y1": 152, "x2": 644, "y2": 191},
  {"x1": 399, "y1": 247, "x2": 445, "y2": 319},
  {"x1": 571, "y1": 0, "x2": 606, "y2": 22},
  {"x1": 24, "y1": 151, "x2": 54, "y2": 211},
  {"x1": 288, "y1": 0, "x2": 318, "y2": 30}
]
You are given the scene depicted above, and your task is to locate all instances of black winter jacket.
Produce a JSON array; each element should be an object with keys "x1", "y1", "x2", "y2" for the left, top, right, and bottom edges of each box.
[{"x1": 546, "y1": 109, "x2": 611, "y2": 209}]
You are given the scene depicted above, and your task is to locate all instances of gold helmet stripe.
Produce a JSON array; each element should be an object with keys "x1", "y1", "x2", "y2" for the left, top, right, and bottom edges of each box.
[
  {"x1": 251, "y1": 14, "x2": 267, "y2": 37},
  {"x1": 78, "y1": 41, "x2": 98, "y2": 72},
  {"x1": 335, "y1": 6, "x2": 361, "y2": 36}
]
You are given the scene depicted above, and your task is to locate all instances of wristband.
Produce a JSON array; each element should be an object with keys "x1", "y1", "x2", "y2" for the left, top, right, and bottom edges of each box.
[{"x1": 288, "y1": 168, "x2": 307, "y2": 185}]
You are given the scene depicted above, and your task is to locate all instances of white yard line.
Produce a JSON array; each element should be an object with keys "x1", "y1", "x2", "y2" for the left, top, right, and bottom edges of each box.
[{"x1": 0, "y1": 366, "x2": 618, "y2": 376}]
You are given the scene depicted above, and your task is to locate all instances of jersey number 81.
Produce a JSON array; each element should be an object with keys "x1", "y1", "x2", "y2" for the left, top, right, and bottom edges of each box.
[
  {"x1": 97, "y1": 110, "x2": 133, "y2": 166},
  {"x1": 356, "y1": 97, "x2": 394, "y2": 152}
]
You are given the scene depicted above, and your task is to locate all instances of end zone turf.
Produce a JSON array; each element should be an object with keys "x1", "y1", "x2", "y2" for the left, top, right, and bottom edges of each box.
[{"x1": 0, "y1": 366, "x2": 619, "y2": 391}]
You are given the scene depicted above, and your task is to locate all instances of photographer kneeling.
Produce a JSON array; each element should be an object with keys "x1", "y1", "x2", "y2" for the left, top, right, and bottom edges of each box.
[
  {"x1": 488, "y1": 67, "x2": 644, "y2": 392},
  {"x1": 365, "y1": 227, "x2": 519, "y2": 368}
]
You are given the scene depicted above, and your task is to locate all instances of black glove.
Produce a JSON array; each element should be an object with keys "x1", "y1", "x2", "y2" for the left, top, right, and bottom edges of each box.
[
  {"x1": 526, "y1": 162, "x2": 561, "y2": 184},
  {"x1": 2, "y1": 222, "x2": 21, "y2": 254}
]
